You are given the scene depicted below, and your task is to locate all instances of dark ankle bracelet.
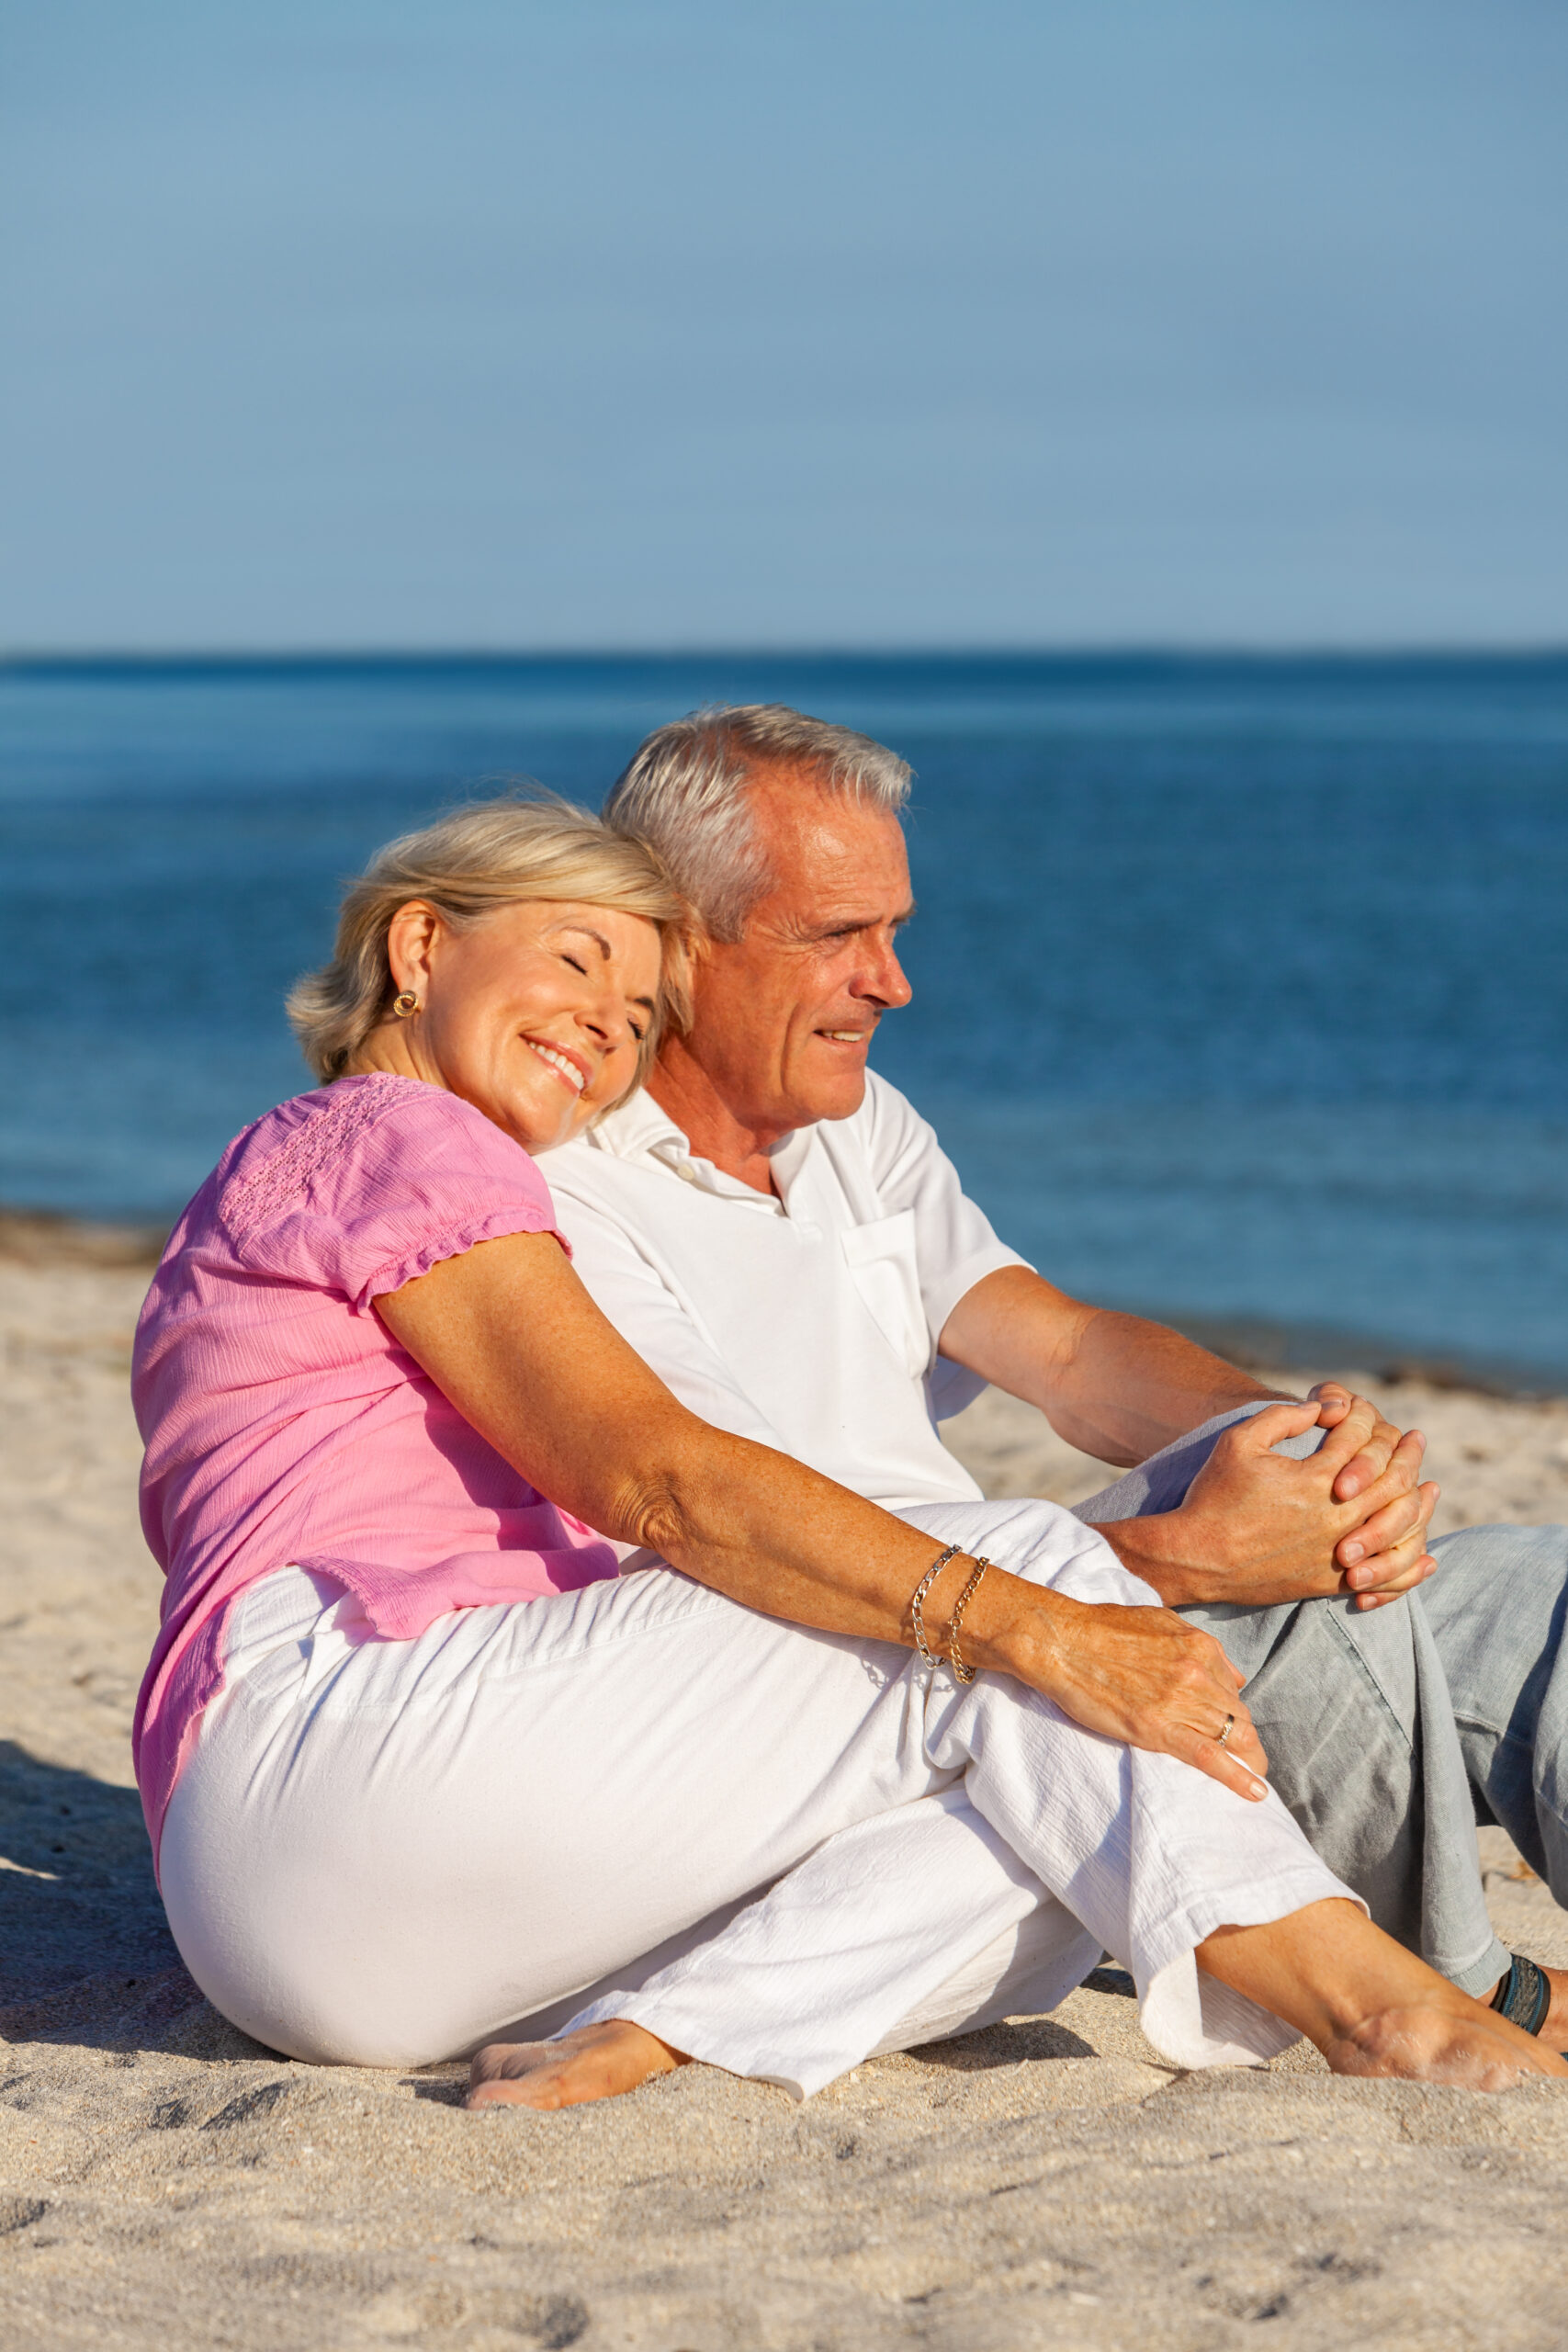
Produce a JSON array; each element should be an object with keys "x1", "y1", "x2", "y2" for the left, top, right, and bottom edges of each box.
[{"x1": 1491, "y1": 1951, "x2": 1551, "y2": 2037}]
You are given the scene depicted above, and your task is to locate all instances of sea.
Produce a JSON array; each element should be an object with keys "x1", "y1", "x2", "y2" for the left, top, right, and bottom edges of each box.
[{"x1": 4, "y1": 653, "x2": 1566, "y2": 1387}]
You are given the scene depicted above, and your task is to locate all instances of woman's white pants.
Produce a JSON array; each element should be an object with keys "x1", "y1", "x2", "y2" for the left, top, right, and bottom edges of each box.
[{"x1": 159, "y1": 1499, "x2": 1354, "y2": 2098}]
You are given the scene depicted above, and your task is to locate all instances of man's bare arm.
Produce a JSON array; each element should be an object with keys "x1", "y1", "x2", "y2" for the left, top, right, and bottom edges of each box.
[{"x1": 939, "y1": 1265, "x2": 1288, "y2": 1466}]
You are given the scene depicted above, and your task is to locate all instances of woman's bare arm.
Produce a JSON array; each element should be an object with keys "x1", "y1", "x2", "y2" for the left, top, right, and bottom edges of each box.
[{"x1": 374, "y1": 1230, "x2": 1271, "y2": 1802}]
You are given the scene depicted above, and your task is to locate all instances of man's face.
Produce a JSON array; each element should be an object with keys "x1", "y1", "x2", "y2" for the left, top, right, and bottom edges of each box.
[{"x1": 678, "y1": 763, "x2": 915, "y2": 1133}]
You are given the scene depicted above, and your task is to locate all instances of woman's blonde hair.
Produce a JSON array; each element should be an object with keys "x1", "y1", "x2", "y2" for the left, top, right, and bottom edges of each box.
[{"x1": 287, "y1": 794, "x2": 690, "y2": 1086}]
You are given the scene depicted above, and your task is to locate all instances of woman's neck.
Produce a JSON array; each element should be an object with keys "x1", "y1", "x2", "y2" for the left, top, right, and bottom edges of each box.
[{"x1": 344, "y1": 1022, "x2": 444, "y2": 1090}]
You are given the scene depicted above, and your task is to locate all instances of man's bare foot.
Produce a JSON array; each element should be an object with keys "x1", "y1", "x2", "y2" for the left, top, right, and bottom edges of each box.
[
  {"x1": 466, "y1": 2018, "x2": 689, "y2": 2111},
  {"x1": 1199, "y1": 1901, "x2": 1568, "y2": 2094},
  {"x1": 1325, "y1": 2002, "x2": 1568, "y2": 2090}
]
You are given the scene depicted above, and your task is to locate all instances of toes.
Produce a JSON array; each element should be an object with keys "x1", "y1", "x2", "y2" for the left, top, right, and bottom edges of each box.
[
  {"x1": 468, "y1": 2039, "x2": 550, "y2": 2088},
  {"x1": 465, "y1": 2078, "x2": 541, "y2": 2110},
  {"x1": 465, "y1": 2051, "x2": 574, "y2": 2110}
]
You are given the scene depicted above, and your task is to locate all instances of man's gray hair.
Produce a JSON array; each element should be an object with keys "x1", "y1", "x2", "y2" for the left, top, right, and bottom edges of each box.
[{"x1": 604, "y1": 704, "x2": 912, "y2": 942}]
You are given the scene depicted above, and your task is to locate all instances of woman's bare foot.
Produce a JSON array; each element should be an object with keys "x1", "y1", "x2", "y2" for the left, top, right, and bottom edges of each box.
[{"x1": 466, "y1": 2018, "x2": 689, "y2": 2111}]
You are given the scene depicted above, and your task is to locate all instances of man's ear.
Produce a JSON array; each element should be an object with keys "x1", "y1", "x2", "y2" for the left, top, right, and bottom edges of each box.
[{"x1": 658, "y1": 925, "x2": 703, "y2": 1037}]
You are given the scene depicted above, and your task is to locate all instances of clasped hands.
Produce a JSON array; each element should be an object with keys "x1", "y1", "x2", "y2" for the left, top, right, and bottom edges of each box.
[{"x1": 1100, "y1": 1385, "x2": 1439, "y2": 1614}]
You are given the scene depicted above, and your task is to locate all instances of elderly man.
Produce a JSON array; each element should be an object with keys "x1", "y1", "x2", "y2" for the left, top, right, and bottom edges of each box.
[{"x1": 544, "y1": 703, "x2": 1568, "y2": 2071}]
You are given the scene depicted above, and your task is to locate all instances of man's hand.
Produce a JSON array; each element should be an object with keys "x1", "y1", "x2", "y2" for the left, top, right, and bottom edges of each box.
[
  {"x1": 1309, "y1": 1380, "x2": 1411, "y2": 1499},
  {"x1": 1094, "y1": 1397, "x2": 1439, "y2": 1611},
  {"x1": 1307, "y1": 1382, "x2": 1440, "y2": 1607}
]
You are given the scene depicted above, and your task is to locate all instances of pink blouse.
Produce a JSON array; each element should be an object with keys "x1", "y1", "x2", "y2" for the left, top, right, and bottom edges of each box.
[{"x1": 132, "y1": 1073, "x2": 620, "y2": 1865}]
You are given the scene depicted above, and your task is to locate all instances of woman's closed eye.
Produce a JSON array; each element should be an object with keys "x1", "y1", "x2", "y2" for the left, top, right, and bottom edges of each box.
[{"x1": 560, "y1": 949, "x2": 645, "y2": 1041}]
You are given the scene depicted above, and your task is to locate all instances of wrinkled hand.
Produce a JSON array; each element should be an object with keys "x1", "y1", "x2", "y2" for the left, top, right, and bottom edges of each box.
[
  {"x1": 1017, "y1": 1589, "x2": 1270, "y2": 1802},
  {"x1": 1116, "y1": 1397, "x2": 1438, "y2": 1611}
]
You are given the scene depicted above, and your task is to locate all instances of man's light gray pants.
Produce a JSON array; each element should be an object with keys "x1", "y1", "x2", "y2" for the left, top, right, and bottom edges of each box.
[{"x1": 1084, "y1": 1402, "x2": 1568, "y2": 1998}]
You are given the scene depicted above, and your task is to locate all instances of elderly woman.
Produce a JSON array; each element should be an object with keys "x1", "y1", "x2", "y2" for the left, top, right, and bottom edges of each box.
[{"x1": 134, "y1": 797, "x2": 1561, "y2": 2109}]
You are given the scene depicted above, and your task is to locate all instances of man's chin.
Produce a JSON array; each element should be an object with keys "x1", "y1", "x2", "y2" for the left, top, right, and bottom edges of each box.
[{"x1": 795, "y1": 1065, "x2": 870, "y2": 1125}]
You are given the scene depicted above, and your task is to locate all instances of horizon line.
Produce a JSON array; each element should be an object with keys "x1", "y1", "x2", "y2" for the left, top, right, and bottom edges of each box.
[{"x1": 6, "y1": 641, "x2": 1568, "y2": 673}]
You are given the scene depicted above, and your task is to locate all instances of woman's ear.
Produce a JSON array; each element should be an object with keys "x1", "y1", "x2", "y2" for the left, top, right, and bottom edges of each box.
[{"x1": 384, "y1": 901, "x2": 445, "y2": 1001}]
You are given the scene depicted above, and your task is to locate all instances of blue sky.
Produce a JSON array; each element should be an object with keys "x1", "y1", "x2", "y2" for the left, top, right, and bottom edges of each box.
[{"x1": 3, "y1": 0, "x2": 1565, "y2": 650}]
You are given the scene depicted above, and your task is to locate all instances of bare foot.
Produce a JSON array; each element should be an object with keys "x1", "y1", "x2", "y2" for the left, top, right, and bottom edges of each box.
[
  {"x1": 1199, "y1": 1899, "x2": 1568, "y2": 2094},
  {"x1": 466, "y1": 2018, "x2": 688, "y2": 2111},
  {"x1": 1325, "y1": 2002, "x2": 1568, "y2": 2090}
]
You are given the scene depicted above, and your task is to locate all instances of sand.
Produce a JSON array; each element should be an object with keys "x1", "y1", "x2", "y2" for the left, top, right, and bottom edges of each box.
[{"x1": 6, "y1": 1232, "x2": 1568, "y2": 2349}]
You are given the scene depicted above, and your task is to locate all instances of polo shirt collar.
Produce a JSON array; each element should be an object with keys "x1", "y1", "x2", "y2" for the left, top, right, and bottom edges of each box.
[
  {"x1": 588, "y1": 1089, "x2": 816, "y2": 1212},
  {"x1": 584, "y1": 1089, "x2": 687, "y2": 1163}
]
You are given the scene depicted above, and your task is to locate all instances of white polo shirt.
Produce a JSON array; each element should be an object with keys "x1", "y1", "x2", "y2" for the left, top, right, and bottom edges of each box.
[{"x1": 546, "y1": 1071, "x2": 1027, "y2": 1512}]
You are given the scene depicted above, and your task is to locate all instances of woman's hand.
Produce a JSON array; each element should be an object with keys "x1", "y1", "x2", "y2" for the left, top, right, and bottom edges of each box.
[{"x1": 973, "y1": 1583, "x2": 1270, "y2": 1804}]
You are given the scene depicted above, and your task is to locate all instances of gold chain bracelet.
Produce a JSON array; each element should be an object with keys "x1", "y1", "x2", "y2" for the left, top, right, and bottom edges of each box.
[
  {"x1": 908, "y1": 1544, "x2": 963, "y2": 1668},
  {"x1": 946, "y1": 1556, "x2": 992, "y2": 1684}
]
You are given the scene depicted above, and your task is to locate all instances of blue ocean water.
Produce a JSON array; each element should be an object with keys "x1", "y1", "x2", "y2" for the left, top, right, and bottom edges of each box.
[{"x1": 4, "y1": 654, "x2": 1567, "y2": 1382}]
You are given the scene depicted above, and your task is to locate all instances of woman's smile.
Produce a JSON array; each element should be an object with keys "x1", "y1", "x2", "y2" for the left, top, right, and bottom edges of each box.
[{"x1": 525, "y1": 1036, "x2": 590, "y2": 1095}]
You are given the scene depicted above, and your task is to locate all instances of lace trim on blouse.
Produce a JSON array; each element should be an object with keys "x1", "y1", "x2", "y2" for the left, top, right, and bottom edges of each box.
[{"x1": 220, "y1": 1075, "x2": 406, "y2": 1240}]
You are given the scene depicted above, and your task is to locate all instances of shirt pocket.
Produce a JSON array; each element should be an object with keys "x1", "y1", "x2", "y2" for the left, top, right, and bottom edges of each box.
[{"x1": 840, "y1": 1210, "x2": 931, "y2": 1378}]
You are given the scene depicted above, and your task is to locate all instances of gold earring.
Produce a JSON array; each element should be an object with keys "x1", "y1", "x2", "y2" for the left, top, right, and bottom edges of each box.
[{"x1": 391, "y1": 990, "x2": 420, "y2": 1018}]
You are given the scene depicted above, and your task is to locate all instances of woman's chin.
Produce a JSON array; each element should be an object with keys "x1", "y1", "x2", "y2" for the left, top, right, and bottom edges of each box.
[
  {"x1": 455, "y1": 1082, "x2": 581, "y2": 1158},
  {"x1": 513, "y1": 1120, "x2": 575, "y2": 1157},
  {"x1": 512, "y1": 1101, "x2": 591, "y2": 1157}
]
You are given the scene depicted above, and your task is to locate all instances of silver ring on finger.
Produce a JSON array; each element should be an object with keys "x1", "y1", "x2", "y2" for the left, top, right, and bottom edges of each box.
[{"x1": 1217, "y1": 1713, "x2": 1235, "y2": 1750}]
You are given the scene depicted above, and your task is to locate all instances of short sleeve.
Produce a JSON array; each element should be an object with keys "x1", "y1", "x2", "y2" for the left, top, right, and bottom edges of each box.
[{"x1": 217, "y1": 1076, "x2": 564, "y2": 1307}]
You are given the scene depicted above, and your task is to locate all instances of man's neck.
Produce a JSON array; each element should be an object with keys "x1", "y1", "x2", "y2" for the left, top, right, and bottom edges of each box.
[{"x1": 645, "y1": 1040, "x2": 795, "y2": 1196}]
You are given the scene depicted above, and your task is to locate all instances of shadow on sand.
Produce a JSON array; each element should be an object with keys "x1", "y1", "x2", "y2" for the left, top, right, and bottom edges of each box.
[{"x1": 0, "y1": 1740, "x2": 264, "y2": 2058}]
